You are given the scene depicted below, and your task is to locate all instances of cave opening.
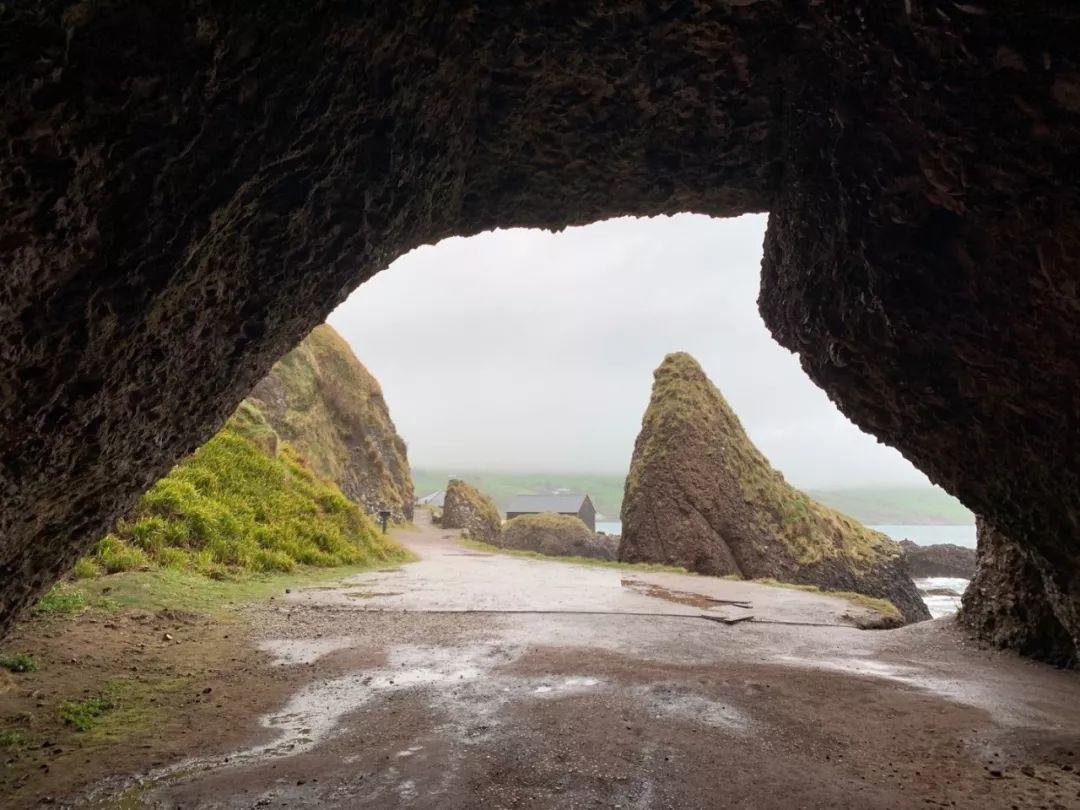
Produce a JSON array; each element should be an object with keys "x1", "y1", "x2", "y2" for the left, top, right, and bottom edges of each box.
[{"x1": 2, "y1": 0, "x2": 1079, "y2": 804}]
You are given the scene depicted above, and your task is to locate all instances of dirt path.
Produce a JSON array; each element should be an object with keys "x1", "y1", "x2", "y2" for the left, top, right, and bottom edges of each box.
[{"x1": 54, "y1": 514, "x2": 1080, "y2": 807}]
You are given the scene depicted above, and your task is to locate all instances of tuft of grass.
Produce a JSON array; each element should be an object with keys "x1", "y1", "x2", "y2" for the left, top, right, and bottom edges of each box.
[
  {"x1": 459, "y1": 536, "x2": 687, "y2": 574},
  {"x1": 0, "y1": 729, "x2": 27, "y2": 749},
  {"x1": 72, "y1": 557, "x2": 101, "y2": 580},
  {"x1": 0, "y1": 653, "x2": 37, "y2": 673},
  {"x1": 58, "y1": 697, "x2": 113, "y2": 732},
  {"x1": 33, "y1": 584, "x2": 87, "y2": 615}
]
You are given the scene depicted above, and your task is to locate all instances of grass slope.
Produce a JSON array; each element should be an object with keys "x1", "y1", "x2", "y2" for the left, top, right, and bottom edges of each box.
[{"x1": 76, "y1": 405, "x2": 409, "y2": 580}]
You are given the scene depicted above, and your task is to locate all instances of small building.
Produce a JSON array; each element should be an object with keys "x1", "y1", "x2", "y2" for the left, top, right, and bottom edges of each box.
[{"x1": 505, "y1": 493, "x2": 596, "y2": 532}]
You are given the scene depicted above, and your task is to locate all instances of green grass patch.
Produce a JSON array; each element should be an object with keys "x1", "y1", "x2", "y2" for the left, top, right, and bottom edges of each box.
[
  {"x1": 0, "y1": 653, "x2": 37, "y2": 673},
  {"x1": 58, "y1": 697, "x2": 113, "y2": 732},
  {"x1": 72, "y1": 409, "x2": 410, "y2": 583},
  {"x1": 459, "y1": 536, "x2": 687, "y2": 574},
  {"x1": 70, "y1": 561, "x2": 413, "y2": 617},
  {"x1": 33, "y1": 583, "x2": 87, "y2": 615},
  {"x1": 0, "y1": 729, "x2": 27, "y2": 749}
]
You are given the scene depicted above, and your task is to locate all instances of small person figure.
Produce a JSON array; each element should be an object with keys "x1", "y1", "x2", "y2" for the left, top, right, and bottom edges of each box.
[{"x1": 378, "y1": 510, "x2": 391, "y2": 535}]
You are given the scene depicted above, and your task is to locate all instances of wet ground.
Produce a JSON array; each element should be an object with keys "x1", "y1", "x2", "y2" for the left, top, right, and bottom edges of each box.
[{"x1": 67, "y1": 514, "x2": 1080, "y2": 808}]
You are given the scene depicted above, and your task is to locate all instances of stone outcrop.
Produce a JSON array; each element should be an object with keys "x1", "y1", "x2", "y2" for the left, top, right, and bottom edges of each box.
[
  {"x1": 620, "y1": 354, "x2": 929, "y2": 624},
  {"x1": 899, "y1": 540, "x2": 976, "y2": 580},
  {"x1": 247, "y1": 324, "x2": 413, "y2": 523},
  {"x1": 960, "y1": 519, "x2": 1075, "y2": 667},
  {"x1": 500, "y1": 514, "x2": 617, "y2": 561},
  {"x1": 441, "y1": 480, "x2": 502, "y2": 544},
  {"x1": 0, "y1": 4, "x2": 1077, "y2": 654}
]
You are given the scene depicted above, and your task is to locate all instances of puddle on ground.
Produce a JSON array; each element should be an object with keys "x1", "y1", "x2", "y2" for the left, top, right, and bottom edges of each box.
[
  {"x1": 621, "y1": 578, "x2": 752, "y2": 611},
  {"x1": 772, "y1": 654, "x2": 1021, "y2": 723},
  {"x1": 259, "y1": 636, "x2": 356, "y2": 666},
  {"x1": 633, "y1": 684, "x2": 750, "y2": 732},
  {"x1": 532, "y1": 676, "x2": 602, "y2": 694}
]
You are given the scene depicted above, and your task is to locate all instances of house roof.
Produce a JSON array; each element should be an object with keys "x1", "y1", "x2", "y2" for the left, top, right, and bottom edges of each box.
[{"x1": 505, "y1": 493, "x2": 591, "y2": 514}]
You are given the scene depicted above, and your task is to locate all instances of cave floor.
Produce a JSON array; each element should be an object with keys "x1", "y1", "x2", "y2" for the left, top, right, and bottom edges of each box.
[{"x1": 25, "y1": 513, "x2": 1080, "y2": 808}]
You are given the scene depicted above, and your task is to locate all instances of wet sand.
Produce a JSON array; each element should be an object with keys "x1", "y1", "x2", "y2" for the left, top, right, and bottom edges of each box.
[{"x1": 67, "y1": 513, "x2": 1080, "y2": 808}]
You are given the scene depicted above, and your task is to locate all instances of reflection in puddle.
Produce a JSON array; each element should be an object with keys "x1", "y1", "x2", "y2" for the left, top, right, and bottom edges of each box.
[{"x1": 533, "y1": 676, "x2": 602, "y2": 694}]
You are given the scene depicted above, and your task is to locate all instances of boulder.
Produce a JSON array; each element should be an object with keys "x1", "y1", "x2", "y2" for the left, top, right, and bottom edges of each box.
[
  {"x1": 619, "y1": 353, "x2": 929, "y2": 624},
  {"x1": 899, "y1": 540, "x2": 976, "y2": 579},
  {"x1": 500, "y1": 514, "x2": 617, "y2": 561},
  {"x1": 441, "y1": 479, "x2": 502, "y2": 543}
]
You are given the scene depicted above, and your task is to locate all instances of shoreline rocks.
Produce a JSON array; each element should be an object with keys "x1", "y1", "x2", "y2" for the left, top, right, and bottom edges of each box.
[{"x1": 899, "y1": 540, "x2": 975, "y2": 579}]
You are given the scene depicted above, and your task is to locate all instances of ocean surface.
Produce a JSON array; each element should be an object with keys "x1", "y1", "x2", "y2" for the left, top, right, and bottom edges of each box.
[{"x1": 595, "y1": 520, "x2": 974, "y2": 619}]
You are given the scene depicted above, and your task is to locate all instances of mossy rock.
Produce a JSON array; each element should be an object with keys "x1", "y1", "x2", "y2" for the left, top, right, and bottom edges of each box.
[
  {"x1": 620, "y1": 352, "x2": 929, "y2": 624},
  {"x1": 500, "y1": 513, "x2": 616, "y2": 560},
  {"x1": 441, "y1": 479, "x2": 502, "y2": 543},
  {"x1": 246, "y1": 324, "x2": 414, "y2": 522}
]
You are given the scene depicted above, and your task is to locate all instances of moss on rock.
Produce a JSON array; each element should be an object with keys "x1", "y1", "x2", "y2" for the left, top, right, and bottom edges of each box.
[
  {"x1": 441, "y1": 479, "x2": 502, "y2": 543},
  {"x1": 500, "y1": 513, "x2": 616, "y2": 560},
  {"x1": 620, "y1": 353, "x2": 929, "y2": 624}
]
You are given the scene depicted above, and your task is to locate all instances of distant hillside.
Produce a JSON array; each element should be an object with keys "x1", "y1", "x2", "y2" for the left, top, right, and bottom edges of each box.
[
  {"x1": 806, "y1": 487, "x2": 972, "y2": 525},
  {"x1": 412, "y1": 469, "x2": 972, "y2": 526},
  {"x1": 248, "y1": 324, "x2": 414, "y2": 521}
]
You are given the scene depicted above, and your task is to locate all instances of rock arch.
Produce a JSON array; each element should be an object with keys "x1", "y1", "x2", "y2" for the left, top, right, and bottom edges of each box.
[{"x1": 2, "y1": 2, "x2": 1078, "y2": 656}]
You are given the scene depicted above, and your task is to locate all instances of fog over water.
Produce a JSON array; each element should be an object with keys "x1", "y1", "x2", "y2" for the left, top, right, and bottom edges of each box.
[{"x1": 330, "y1": 214, "x2": 932, "y2": 490}]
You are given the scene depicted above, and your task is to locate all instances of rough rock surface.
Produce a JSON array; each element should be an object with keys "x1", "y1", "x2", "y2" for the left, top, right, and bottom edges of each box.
[
  {"x1": 0, "y1": 4, "x2": 1077, "y2": 653},
  {"x1": 960, "y1": 519, "x2": 1075, "y2": 667},
  {"x1": 247, "y1": 324, "x2": 413, "y2": 522},
  {"x1": 440, "y1": 480, "x2": 502, "y2": 544},
  {"x1": 620, "y1": 354, "x2": 929, "y2": 624},
  {"x1": 500, "y1": 514, "x2": 617, "y2": 561},
  {"x1": 900, "y1": 540, "x2": 976, "y2": 580}
]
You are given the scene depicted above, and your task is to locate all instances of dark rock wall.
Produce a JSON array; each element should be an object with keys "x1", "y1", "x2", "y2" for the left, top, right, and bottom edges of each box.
[
  {"x1": 960, "y1": 519, "x2": 1075, "y2": 667},
  {"x1": 759, "y1": 3, "x2": 1080, "y2": 655},
  {"x1": 0, "y1": 0, "x2": 1077, "y2": 655}
]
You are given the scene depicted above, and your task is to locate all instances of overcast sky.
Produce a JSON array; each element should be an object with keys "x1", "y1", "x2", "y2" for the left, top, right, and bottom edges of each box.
[{"x1": 329, "y1": 214, "x2": 930, "y2": 488}]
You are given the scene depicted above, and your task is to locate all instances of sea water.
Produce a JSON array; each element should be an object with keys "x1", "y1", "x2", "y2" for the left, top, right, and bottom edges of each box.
[
  {"x1": 870, "y1": 525, "x2": 975, "y2": 618},
  {"x1": 596, "y1": 520, "x2": 974, "y2": 618}
]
